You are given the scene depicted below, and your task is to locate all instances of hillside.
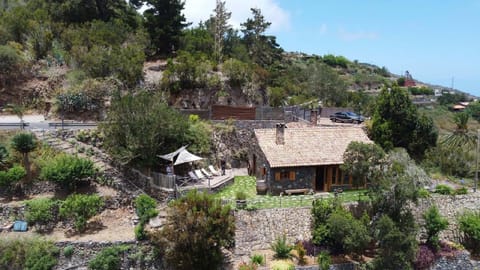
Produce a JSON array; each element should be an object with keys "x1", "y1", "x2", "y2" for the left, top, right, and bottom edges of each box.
[{"x1": 1, "y1": 0, "x2": 469, "y2": 121}]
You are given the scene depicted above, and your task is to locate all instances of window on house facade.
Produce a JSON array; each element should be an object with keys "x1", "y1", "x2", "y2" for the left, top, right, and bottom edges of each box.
[{"x1": 275, "y1": 170, "x2": 296, "y2": 181}]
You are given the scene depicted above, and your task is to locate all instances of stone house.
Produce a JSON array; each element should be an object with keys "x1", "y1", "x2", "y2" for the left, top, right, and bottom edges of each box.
[{"x1": 251, "y1": 123, "x2": 373, "y2": 195}]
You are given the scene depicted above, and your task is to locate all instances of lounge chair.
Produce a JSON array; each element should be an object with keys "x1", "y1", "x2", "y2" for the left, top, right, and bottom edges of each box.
[
  {"x1": 208, "y1": 165, "x2": 221, "y2": 176},
  {"x1": 194, "y1": 169, "x2": 208, "y2": 180},
  {"x1": 201, "y1": 168, "x2": 213, "y2": 178},
  {"x1": 188, "y1": 171, "x2": 200, "y2": 182}
]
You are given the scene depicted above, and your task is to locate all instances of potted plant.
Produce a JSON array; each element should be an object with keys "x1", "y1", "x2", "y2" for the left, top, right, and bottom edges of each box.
[{"x1": 236, "y1": 191, "x2": 247, "y2": 209}]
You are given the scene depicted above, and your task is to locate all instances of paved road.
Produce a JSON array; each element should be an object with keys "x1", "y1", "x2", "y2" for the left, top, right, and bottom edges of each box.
[{"x1": 0, "y1": 114, "x2": 97, "y2": 130}]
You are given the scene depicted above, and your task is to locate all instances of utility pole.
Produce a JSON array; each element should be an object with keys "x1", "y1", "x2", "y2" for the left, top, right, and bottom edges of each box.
[{"x1": 475, "y1": 129, "x2": 479, "y2": 192}]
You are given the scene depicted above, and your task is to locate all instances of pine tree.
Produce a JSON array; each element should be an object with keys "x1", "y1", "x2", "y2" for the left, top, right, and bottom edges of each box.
[
  {"x1": 136, "y1": 0, "x2": 189, "y2": 55},
  {"x1": 241, "y1": 8, "x2": 282, "y2": 66},
  {"x1": 211, "y1": 0, "x2": 231, "y2": 63}
]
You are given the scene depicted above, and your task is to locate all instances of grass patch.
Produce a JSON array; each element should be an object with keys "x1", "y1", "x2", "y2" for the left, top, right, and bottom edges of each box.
[
  {"x1": 336, "y1": 189, "x2": 369, "y2": 202},
  {"x1": 213, "y1": 176, "x2": 369, "y2": 209}
]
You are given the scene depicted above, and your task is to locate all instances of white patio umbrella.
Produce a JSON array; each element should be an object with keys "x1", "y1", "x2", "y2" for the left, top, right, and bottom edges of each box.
[{"x1": 158, "y1": 146, "x2": 203, "y2": 174}]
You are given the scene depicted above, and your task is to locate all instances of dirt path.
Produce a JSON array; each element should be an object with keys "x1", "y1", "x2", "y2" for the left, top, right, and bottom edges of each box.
[{"x1": 1, "y1": 208, "x2": 136, "y2": 242}]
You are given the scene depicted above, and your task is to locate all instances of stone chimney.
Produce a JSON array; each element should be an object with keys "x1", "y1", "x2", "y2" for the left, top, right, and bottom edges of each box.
[
  {"x1": 310, "y1": 110, "x2": 318, "y2": 126},
  {"x1": 276, "y1": 123, "x2": 286, "y2": 145}
]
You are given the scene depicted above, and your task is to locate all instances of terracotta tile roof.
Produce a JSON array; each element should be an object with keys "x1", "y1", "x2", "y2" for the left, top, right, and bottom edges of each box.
[{"x1": 255, "y1": 126, "x2": 373, "y2": 168}]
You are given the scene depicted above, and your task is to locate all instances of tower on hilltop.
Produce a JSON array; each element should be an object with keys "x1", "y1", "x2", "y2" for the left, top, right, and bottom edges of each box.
[{"x1": 404, "y1": 70, "x2": 416, "y2": 87}]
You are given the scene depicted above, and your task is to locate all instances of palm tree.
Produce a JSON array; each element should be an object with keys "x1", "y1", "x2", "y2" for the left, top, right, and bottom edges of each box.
[
  {"x1": 441, "y1": 112, "x2": 476, "y2": 150},
  {"x1": 11, "y1": 132, "x2": 37, "y2": 182}
]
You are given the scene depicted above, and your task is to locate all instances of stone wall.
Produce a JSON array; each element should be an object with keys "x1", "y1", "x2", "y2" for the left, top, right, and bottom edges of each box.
[
  {"x1": 53, "y1": 241, "x2": 163, "y2": 270},
  {"x1": 430, "y1": 250, "x2": 480, "y2": 270},
  {"x1": 235, "y1": 207, "x2": 312, "y2": 256},
  {"x1": 234, "y1": 192, "x2": 480, "y2": 257},
  {"x1": 412, "y1": 192, "x2": 480, "y2": 241},
  {"x1": 0, "y1": 204, "x2": 25, "y2": 226}
]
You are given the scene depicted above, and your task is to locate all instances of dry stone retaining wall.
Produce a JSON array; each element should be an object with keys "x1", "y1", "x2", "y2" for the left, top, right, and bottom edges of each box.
[
  {"x1": 412, "y1": 192, "x2": 480, "y2": 241},
  {"x1": 234, "y1": 194, "x2": 480, "y2": 257},
  {"x1": 235, "y1": 207, "x2": 312, "y2": 256}
]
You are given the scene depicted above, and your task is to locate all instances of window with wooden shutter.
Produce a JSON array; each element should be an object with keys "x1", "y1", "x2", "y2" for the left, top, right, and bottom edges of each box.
[
  {"x1": 275, "y1": 172, "x2": 281, "y2": 181},
  {"x1": 289, "y1": 171, "x2": 295, "y2": 181}
]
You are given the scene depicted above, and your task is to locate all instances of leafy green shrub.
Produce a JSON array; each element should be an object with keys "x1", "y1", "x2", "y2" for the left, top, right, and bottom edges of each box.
[
  {"x1": 0, "y1": 165, "x2": 26, "y2": 192},
  {"x1": 63, "y1": 245, "x2": 74, "y2": 258},
  {"x1": 88, "y1": 245, "x2": 130, "y2": 270},
  {"x1": 373, "y1": 215, "x2": 417, "y2": 270},
  {"x1": 60, "y1": 194, "x2": 104, "y2": 232},
  {"x1": 311, "y1": 199, "x2": 336, "y2": 246},
  {"x1": 455, "y1": 187, "x2": 468, "y2": 195},
  {"x1": 250, "y1": 253, "x2": 264, "y2": 266},
  {"x1": 0, "y1": 45, "x2": 24, "y2": 84},
  {"x1": 458, "y1": 211, "x2": 480, "y2": 254},
  {"x1": 418, "y1": 188, "x2": 431, "y2": 198},
  {"x1": 149, "y1": 190, "x2": 235, "y2": 270},
  {"x1": 326, "y1": 208, "x2": 371, "y2": 256},
  {"x1": 40, "y1": 153, "x2": 96, "y2": 190},
  {"x1": 134, "y1": 194, "x2": 158, "y2": 240},
  {"x1": 423, "y1": 205, "x2": 448, "y2": 251},
  {"x1": 434, "y1": 184, "x2": 454, "y2": 195},
  {"x1": 317, "y1": 251, "x2": 331, "y2": 270},
  {"x1": 75, "y1": 130, "x2": 89, "y2": 142},
  {"x1": 271, "y1": 234, "x2": 293, "y2": 259},
  {"x1": 134, "y1": 223, "x2": 146, "y2": 241},
  {"x1": 222, "y1": 58, "x2": 251, "y2": 87},
  {"x1": 25, "y1": 198, "x2": 57, "y2": 230},
  {"x1": 423, "y1": 144, "x2": 471, "y2": 177},
  {"x1": 0, "y1": 237, "x2": 58, "y2": 270},
  {"x1": 135, "y1": 194, "x2": 158, "y2": 223}
]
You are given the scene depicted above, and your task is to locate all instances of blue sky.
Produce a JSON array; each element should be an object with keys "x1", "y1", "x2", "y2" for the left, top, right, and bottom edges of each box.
[{"x1": 184, "y1": 0, "x2": 479, "y2": 96}]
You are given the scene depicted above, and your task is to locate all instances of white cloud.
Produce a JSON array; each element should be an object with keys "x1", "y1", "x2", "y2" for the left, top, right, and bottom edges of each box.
[
  {"x1": 183, "y1": 0, "x2": 291, "y2": 33},
  {"x1": 337, "y1": 27, "x2": 378, "y2": 41}
]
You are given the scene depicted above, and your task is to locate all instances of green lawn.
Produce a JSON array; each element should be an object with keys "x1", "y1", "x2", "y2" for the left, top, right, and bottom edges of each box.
[{"x1": 213, "y1": 176, "x2": 368, "y2": 209}]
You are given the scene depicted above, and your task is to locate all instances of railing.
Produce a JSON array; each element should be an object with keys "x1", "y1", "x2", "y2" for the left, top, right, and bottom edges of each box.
[
  {"x1": 0, "y1": 122, "x2": 29, "y2": 127},
  {"x1": 48, "y1": 122, "x2": 98, "y2": 127},
  {"x1": 220, "y1": 194, "x2": 327, "y2": 209}
]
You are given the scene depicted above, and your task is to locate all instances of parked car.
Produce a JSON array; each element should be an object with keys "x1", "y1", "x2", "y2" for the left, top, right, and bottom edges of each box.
[{"x1": 329, "y1": 112, "x2": 365, "y2": 124}]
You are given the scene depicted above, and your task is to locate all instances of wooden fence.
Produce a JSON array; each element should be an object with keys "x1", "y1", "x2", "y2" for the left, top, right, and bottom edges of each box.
[
  {"x1": 151, "y1": 172, "x2": 176, "y2": 190},
  {"x1": 211, "y1": 105, "x2": 256, "y2": 120}
]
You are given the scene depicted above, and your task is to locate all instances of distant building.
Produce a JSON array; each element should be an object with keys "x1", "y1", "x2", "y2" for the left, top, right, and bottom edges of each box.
[
  {"x1": 404, "y1": 71, "x2": 416, "y2": 87},
  {"x1": 434, "y1": 89, "x2": 442, "y2": 97}
]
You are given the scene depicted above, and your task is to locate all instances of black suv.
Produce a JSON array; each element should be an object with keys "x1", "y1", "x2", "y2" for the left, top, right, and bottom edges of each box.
[{"x1": 329, "y1": 112, "x2": 365, "y2": 124}]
